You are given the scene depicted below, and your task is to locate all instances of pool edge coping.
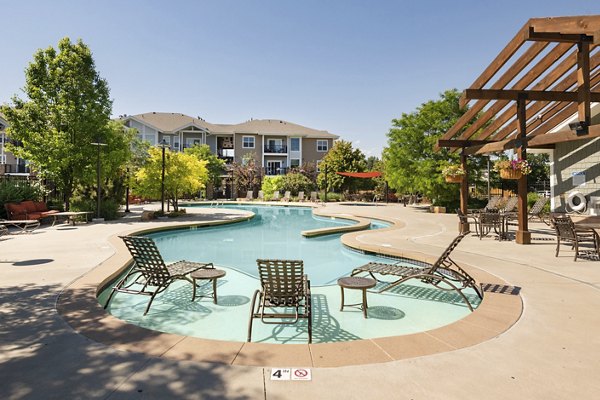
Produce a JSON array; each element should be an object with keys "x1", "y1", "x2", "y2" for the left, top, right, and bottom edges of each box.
[{"x1": 56, "y1": 205, "x2": 523, "y2": 368}]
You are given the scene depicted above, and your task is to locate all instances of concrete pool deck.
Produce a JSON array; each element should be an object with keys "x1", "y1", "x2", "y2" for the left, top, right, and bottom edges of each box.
[{"x1": 1, "y1": 202, "x2": 599, "y2": 399}]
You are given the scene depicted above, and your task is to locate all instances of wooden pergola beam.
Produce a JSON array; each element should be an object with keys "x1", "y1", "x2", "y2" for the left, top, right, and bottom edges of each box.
[
  {"x1": 463, "y1": 88, "x2": 600, "y2": 102},
  {"x1": 436, "y1": 139, "x2": 492, "y2": 148},
  {"x1": 528, "y1": 29, "x2": 594, "y2": 43},
  {"x1": 529, "y1": 16, "x2": 600, "y2": 44}
]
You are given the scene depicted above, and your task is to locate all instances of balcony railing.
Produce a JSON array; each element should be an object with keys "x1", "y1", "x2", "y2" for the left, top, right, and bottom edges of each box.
[
  {"x1": 264, "y1": 167, "x2": 289, "y2": 176},
  {"x1": 264, "y1": 144, "x2": 287, "y2": 153}
]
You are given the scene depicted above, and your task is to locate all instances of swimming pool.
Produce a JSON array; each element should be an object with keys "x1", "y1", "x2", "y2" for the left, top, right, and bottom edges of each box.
[
  {"x1": 100, "y1": 205, "x2": 481, "y2": 343},
  {"x1": 149, "y1": 205, "x2": 396, "y2": 286}
]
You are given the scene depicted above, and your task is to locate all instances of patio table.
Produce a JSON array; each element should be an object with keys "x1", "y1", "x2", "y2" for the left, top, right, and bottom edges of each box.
[{"x1": 51, "y1": 211, "x2": 94, "y2": 226}]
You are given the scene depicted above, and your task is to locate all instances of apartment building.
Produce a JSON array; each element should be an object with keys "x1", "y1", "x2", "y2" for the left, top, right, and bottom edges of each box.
[
  {"x1": 0, "y1": 113, "x2": 30, "y2": 175},
  {"x1": 122, "y1": 112, "x2": 338, "y2": 175}
]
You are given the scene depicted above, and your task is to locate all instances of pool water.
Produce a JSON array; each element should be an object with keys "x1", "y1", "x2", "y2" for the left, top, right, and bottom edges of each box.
[
  {"x1": 100, "y1": 205, "x2": 481, "y2": 343},
  {"x1": 150, "y1": 205, "x2": 394, "y2": 286}
]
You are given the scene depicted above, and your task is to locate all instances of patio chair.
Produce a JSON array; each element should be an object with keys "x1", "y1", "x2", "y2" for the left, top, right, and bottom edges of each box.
[
  {"x1": 271, "y1": 191, "x2": 280, "y2": 201},
  {"x1": 351, "y1": 233, "x2": 483, "y2": 311},
  {"x1": 104, "y1": 236, "x2": 214, "y2": 315},
  {"x1": 477, "y1": 209, "x2": 502, "y2": 239},
  {"x1": 499, "y1": 196, "x2": 518, "y2": 213},
  {"x1": 528, "y1": 197, "x2": 549, "y2": 224},
  {"x1": 248, "y1": 259, "x2": 312, "y2": 343},
  {"x1": 549, "y1": 214, "x2": 600, "y2": 261},
  {"x1": 245, "y1": 190, "x2": 254, "y2": 201},
  {"x1": 456, "y1": 209, "x2": 478, "y2": 236},
  {"x1": 0, "y1": 224, "x2": 8, "y2": 238},
  {"x1": 298, "y1": 191, "x2": 305, "y2": 202},
  {"x1": 282, "y1": 191, "x2": 291, "y2": 202}
]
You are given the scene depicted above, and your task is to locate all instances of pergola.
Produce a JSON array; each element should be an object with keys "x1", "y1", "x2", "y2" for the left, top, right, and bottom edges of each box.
[{"x1": 437, "y1": 15, "x2": 600, "y2": 244}]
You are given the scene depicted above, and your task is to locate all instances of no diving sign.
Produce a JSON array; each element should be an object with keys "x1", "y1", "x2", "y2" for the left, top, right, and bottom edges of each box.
[{"x1": 271, "y1": 368, "x2": 312, "y2": 381}]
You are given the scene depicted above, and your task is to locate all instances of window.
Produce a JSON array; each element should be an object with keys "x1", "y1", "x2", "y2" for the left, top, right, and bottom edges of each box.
[
  {"x1": 290, "y1": 138, "x2": 300, "y2": 152},
  {"x1": 317, "y1": 140, "x2": 328, "y2": 152},
  {"x1": 316, "y1": 160, "x2": 322, "y2": 172},
  {"x1": 290, "y1": 158, "x2": 300, "y2": 168},
  {"x1": 242, "y1": 136, "x2": 255, "y2": 149}
]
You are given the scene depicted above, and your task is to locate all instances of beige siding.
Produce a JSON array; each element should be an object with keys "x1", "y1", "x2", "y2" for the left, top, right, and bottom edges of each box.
[
  {"x1": 234, "y1": 134, "x2": 262, "y2": 165},
  {"x1": 302, "y1": 138, "x2": 333, "y2": 165}
]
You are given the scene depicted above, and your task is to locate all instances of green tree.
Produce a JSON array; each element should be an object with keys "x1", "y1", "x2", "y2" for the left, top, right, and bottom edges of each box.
[
  {"x1": 316, "y1": 140, "x2": 366, "y2": 192},
  {"x1": 1, "y1": 37, "x2": 113, "y2": 210},
  {"x1": 383, "y1": 89, "x2": 477, "y2": 207},
  {"x1": 232, "y1": 153, "x2": 261, "y2": 195},
  {"x1": 184, "y1": 144, "x2": 226, "y2": 187},
  {"x1": 261, "y1": 175, "x2": 285, "y2": 200},
  {"x1": 134, "y1": 147, "x2": 208, "y2": 212},
  {"x1": 280, "y1": 172, "x2": 315, "y2": 195}
]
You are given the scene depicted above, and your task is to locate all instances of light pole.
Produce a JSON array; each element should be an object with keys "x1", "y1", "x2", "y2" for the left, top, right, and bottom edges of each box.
[
  {"x1": 159, "y1": 138, "x2": 168, "y2": 215},
  {"x1": 125, "y1": 167, "x2": 130, "y2": 213},
  {"x1": 90, "y1": 138, "x2": 108, "y2": 220},
  {"x1": 324, "y1": 164, "x2": 328, "y2": 202}
]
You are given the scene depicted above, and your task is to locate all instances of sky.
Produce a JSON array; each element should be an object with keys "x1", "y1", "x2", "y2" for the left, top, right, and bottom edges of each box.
[{"x1": 1, "y1": 1, "x2": 599, "y2": 157}]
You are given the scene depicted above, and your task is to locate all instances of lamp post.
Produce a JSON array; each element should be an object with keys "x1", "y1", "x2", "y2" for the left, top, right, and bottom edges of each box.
[
  {"x1": 125, "y1": 167, "x2": 130, "y2": 213},
  {"x1": 159, "y1": 138, "x2": 168, "y2": 215},
  {"x1": 324, "y1": 164, "x2": 328, "y2": 202},
  {"x1": 90, "y1": 138, "x2": 108, "y2": 221}
]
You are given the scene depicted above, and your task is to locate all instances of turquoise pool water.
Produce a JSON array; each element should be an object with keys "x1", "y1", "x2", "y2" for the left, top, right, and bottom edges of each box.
[
  {"x1": 149, "y1": 205, "x2": 395, "y2": 286},
  {"x1": 101, "y1": 205, "x2": 481, "y2": 343}
]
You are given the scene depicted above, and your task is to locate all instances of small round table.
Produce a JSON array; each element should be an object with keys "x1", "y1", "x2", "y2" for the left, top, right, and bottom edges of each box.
[
  {"x1": 191, "y1": 268, "x2": 226, "y2": 304},
  {"x1": 337, "y1": 276, "x2": 377, "y2": 318}
]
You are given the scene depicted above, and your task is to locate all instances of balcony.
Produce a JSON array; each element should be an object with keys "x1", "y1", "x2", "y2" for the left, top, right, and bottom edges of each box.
[
  {"x1": 264, "y1": 167, "x2": 289, "y2": 176},
  {"x1": 264, "y1": 144, "x2": 287, "y2": 154},
  {"x1": 217, "y1": 149, "x2": 234, "y2": 163}
]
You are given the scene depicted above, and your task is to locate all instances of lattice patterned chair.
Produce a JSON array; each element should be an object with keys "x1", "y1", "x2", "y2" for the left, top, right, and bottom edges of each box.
[
  {"x1": 104, "y1": 236, "x2": 214, "y2": 315},
  {"x1": 248, "y1": 259, "x2": 312, "y2": 343},
  {"x1": 550, "y1": 214, "x2": 600, "y2": 261}
]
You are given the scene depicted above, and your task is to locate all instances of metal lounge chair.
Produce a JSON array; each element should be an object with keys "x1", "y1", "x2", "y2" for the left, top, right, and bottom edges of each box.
[
  {"x1": 248, "y1": 259, "x2": 312, "y2": 343},
  {"x1": 528, "y1": 197, "x2": 549, "y2": 224},
  {"x1": 298, "y1": 191, "x2": 305, "y2": 202},
  {"x1": 282, "y1": 191, "x2": 291, "y2": 202},
  {"x1": 351, "y1": 233, "x2": 483, "y2": 311},
  {"x1": 310, "y1": 191, "x2": 318, "y2": 202},
  {"x1": 104, "y1": 236, "x2": 214, "y2": 315},
  {"x1": 549, "y1": 214, "x2": 600, "y2": 261},
  {"x1": 271, "y1": 191, "x2": 280, "y2": 201},
  {"x1": 258, "y1": 190, "x2": 265, "y2": 201},
  {"x1": 245, "y1": 190, "x2": 254, "y2": 201},
  {"x1": 499, "y1": 196, "x2": 518, "y2": 213}
]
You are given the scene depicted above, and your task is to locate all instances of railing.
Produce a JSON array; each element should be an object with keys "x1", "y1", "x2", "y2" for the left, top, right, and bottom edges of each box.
[
  {"x1": 264, "y1": 145, "x2": 287, "y2": 153},
  {"x1": 218, "y1": 149, "x2": 234, "y2": 159},
  {"x1": 264, "y1": 167, "x2": 289, "y2": 176}
]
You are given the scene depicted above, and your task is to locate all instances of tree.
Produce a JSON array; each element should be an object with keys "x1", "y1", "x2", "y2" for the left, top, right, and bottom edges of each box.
[
  {"x1": 383, "y1": 89, "x2": 478, "y2": 207},
  {"x1": 1, "y1": 37, "x2": 113, "y2": 210},
  {"x1": 232, "y1": 153, "x2": 261, "y2": 195},
  {"x1": 134, "y1": 147, "x2": 208, "y2": 212},
  {"x1": 280, "y1": 172, "x2": 315, "y2": 195},
  {"x1": 316, "y1": 140, "x2": 366, "y2": 192},
  {"x1": 184, "y1": 144, "x2": 226, "y2": 188},
  {"x1": 261, "y1": 175, "x2": 285, "y2": 200}
]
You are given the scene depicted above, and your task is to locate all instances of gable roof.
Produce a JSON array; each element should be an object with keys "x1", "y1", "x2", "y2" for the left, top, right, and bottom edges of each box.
[
  {"x1": 231, "y1": 119, "x2": 338, "y2": 138},
  {"x1": 124, "y1": 112, "x2": 223, "y2": 133}
]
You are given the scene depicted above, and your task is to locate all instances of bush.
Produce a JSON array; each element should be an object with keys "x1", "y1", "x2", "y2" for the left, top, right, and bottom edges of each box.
[
  {"x1": 319, "y1": 192, "x2": 342, "y2": 202},
  {"x1": 261, "y1": 176, "x2": 284, "y2": 200},
  {"x1": 280, "y1": 173, "x2": 315, "y2": 195},
  {"x1": 71, "y1": 198, "x2": 121, "y2": 220}
]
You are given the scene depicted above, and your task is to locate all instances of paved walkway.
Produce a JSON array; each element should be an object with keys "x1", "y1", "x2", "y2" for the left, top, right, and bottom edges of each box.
[{"x1": 1, "y1": 203, "x2": 599, "y2": 399}]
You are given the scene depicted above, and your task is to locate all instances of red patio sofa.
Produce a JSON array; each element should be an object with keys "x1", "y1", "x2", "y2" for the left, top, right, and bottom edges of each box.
[{"x1": 4, "y1": 200, "x2": 59, "y2": 221}]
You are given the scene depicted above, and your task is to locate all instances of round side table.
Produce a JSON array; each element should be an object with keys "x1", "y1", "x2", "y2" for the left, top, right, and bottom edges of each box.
[
  {"x1": 191, "y1": 268, "x2": 226, "y2": 304},
  {"x1": 337, "y1": 276, "x2": 377, "y2": 318}
]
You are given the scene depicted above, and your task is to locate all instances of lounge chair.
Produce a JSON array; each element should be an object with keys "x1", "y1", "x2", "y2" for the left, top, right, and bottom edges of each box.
[
  {"x1": 271, "y1": 191, "x2": 280, "y2": 201},
  {"x1": 282, "y1": 191, "x2": 291, "y2": 202},
  {"x1": 0, "y1": 224, "x2": 8, "y2": 238},
  {"x1": 528, "y1": 197, "x2": 549, "y2": 224},
  {"x1": 549, "y1": 214, "x2": 600, "y2": 261},
  {"x1": 245, "y1": 190, "x2": 254, "y2": 201},
  {"x1": 468, "y1": 195, "x2": 501, "y2": 214},
  {"x1": 0, "y1": 219, "x2": 41, "y2": 234},
  {"x1": 351, "y1": 233, "x2": 483, "y2": 311},
  {"x1": 248, "y1": 259, "x2": 312, "y2": 343},
  {"x1": 298, "y1": 191, "x2": 305, "y2": 202},
  {"x1": 258, "y1": 190, "x2": 265, "y2": 201},
  {"x1": 498, "y1": 196, "x2": 518, "y2": 213},
  {"x1": 104, "y1": 236, "x2": 214, "y2": 315},
  {"x1": 310, "y1": 191, "x2": 318, "y2": 202}
]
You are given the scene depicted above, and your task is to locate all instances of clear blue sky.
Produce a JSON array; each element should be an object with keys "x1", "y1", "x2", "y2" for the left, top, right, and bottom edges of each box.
[{"x1": 1, "y1": 1, "x2": 599, "y2": 157}]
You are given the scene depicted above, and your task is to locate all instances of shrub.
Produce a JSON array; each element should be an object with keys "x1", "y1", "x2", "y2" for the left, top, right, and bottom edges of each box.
[
  {"x1": 70, "y1": 198, "x2": 121, "y2": 220},
  {"x1": 261, "y1": 176, "x2": 285, "y2": 200},
  {"x1": 280, "y1": 173, "x2": 315, "y2": 195},
  {"x1": 0, "y1": 180, "x2": 46, "y2": 219},
  {"x1": 319, "y1": 192, "x2": 342, "y2": 202}
]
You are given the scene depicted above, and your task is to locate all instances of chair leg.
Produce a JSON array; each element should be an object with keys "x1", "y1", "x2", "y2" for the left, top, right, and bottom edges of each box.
[
  {"x1": 555, "y1": 238, "x2": 560, "y2": 257},
  {"x1": 574, "y1": 241, "x2": 578, "y2": 261},
  {"x1": 247, "y1": 290, "x2": 261, "y2": 342}
]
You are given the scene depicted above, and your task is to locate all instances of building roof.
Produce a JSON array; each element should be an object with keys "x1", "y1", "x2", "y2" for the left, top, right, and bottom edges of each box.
[
  {"x1": 231, "y1": 119, "x2": 338, "y2": 138},
  {"x1": 123, "y1": 113, "x2": 339, "y2": 139},
  {"x1": 124, "y1": 112, "x2": 224, "y2": 133}
]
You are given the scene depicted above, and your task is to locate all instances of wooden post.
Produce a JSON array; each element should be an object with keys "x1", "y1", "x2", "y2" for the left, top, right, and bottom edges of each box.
[
  {"x1": 516, "y1": 96, "x2": 531, "y2": 244},
  {"x1": 459, "y1": 150, "x2": 470, "y2": 234},
  {"x1": 576, "y1": 40, "x2": 591, "y2": 127}
]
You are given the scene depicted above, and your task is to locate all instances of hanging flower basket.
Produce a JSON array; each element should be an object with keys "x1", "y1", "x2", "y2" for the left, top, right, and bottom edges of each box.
[
  {"x1": 500, "y1": 169, "x2": 522, "y2": 180},
  {"x1": 445, "y1": 175, "x2": 463, "y2": 183}
]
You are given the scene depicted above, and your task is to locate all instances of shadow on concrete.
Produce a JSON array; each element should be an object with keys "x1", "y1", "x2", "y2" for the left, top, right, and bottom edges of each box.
[{"x1": 0, "y1": 283, "x2": 263, "y2": 400}]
